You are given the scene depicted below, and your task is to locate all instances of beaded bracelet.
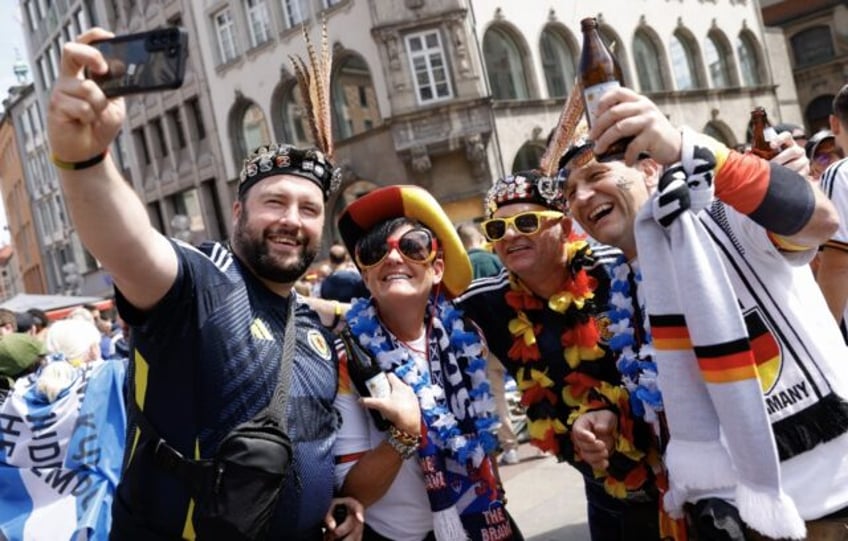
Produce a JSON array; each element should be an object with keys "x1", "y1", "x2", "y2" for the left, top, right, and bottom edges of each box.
[
  {"x1": 51, "y1": 150, "x2": 108, "y2": 171},
  {"x1": 387, "y1": 426, "x2": 420, "y2": 460}
]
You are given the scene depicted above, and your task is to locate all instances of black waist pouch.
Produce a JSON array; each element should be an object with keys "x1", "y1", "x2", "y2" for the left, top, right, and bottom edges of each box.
[
  {"x1": 192, "y1": 417, "x2": 293, "y2": 540},
  {"x1": 135, "y1": 297, "x2": 300, "y2": 541}
]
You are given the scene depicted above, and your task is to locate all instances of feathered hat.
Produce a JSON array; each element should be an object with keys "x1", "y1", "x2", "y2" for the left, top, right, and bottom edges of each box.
[
  {"x1": 485, "y1": 83, "x2": 593, "y2": 217},
  {"x1": 238, "y1": 19, "x2": 341, "y2": 200}
]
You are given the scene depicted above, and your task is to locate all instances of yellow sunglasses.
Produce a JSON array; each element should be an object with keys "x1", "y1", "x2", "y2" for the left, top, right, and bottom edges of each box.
[{"x1": 480, "y1": 210, "x2": 563, "y2": 241}]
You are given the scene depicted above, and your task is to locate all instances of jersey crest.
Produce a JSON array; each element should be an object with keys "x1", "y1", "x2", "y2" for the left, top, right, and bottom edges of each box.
[{"x1": 308, "y1": 329, "x2": 332, "y2": 361}]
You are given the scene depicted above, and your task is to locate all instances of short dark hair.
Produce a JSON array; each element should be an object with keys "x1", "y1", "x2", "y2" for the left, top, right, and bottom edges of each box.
[
  {"x1": 833, "y1": 84, "x2": 848, "y2": 129},
  {"x1": 27, "y1": 308, "x2": 49, "y2": 330},
  {"x1": 356, "y1": 217, "x2": 418, "y2": 258}
]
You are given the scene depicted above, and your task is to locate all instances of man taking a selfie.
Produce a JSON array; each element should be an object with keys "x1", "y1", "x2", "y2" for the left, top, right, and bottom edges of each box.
[{"x1": 47, "y1": 28, "x2": 362, "y2": 540}]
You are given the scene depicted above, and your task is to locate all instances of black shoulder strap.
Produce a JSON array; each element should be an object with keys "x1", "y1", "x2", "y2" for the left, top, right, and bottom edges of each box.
[
  {"x1": 131, "y1": 293, "x2": 299, "y2": 490},
  {"x1": 264, "y1": 293, "x2": 298, "y2": 431}
]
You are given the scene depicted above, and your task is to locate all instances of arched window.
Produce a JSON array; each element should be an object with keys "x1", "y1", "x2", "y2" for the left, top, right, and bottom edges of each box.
[
  {"x1": 539, "y1": 27, "x2": 576, "y2": 98},
  {"x1": 791, "y1": 26, "x2": 834, "y2": 67},
  {"x1": 511, "y1": 141, "x2": 545, "y2": 173},
  {"x1": 737, "y1": 32, "x2": 763, "y2": 86},
  {"x1": 633, "y1": 30, "x2": 665, "y2": 93},
  {"x1": 483, "y1": 27, "x2": 530, "y2": 100},
  {"x1": 241, "y1": 103, "x2": 270, "y2": 153},
  {"x1": 703, "y1": 121, "x2": 735, "y2": 148},
  {"x1": 705, "y1": 32, "x2": 734, "y2": 88},
  {"x1": 599, "y1": 26, "x2": 632, "y2": 87},
  {"x1": 331, "y1": 53, "x2": 381, "y2": 141},
  {"x1": 670, "y1": 31, "x2": 699, "y2": 90},
  {"x1": 276, "y1": 84, "x2": 311, "y2": 147}
]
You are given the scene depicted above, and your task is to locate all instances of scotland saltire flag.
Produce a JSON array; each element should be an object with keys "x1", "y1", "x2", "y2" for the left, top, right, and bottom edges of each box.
[{"x1": 0, "y1": 360, "x2": 126, "y2": 540}]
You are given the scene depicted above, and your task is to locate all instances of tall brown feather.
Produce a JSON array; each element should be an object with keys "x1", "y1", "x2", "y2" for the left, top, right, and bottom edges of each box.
[
  {"x1": 538, "y1": 80, "x2": 585, "y2": 177},
  {"x1": 320, "y1": 20, "x2": 333, "y2": 157},
  {"x1": 289, "y1": 55, "x2": 322, "y2": 149},
  {"x1": 289, "y1": 18, "x2": 334, "y2": 159}
]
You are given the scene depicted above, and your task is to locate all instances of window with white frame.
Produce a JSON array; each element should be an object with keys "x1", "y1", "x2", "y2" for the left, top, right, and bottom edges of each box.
[
  {"x1": 322, "y1": 0, "x2": 341, "y2": 8},
  {"x1": 405, "y1": 29, "x2": 453, "y2": 104},
  {"x1": 214, "y1": 8, "x2": 239, "y2": 63},
  {"x1": 281, "y1": 0, "x2": 306, "y2": 28},
  {"x1": 245, "y1": 0, "x2": 271, "y2": 47}
]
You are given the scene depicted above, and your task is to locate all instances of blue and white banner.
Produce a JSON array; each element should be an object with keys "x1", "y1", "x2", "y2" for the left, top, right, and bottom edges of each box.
[{"x1": 0, "y1": 360, "x2": 127, "y2": 540}]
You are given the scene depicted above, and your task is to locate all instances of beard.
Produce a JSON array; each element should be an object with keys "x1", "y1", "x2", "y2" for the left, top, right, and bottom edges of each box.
[{"x1": 232, "y1": 208, "x2": 318, "y2": 285}]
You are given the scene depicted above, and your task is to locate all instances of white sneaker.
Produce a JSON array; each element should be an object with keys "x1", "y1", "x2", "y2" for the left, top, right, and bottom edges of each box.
[{"x1": 500, "y1": 449, "x2": 519, "y2": 465}]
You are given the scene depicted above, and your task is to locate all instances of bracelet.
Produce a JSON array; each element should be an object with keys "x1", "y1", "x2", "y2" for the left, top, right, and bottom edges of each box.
[
  {"x1": 387, "y1": 426, "x2": 420, "y2": 460},
  {"x1": 330, "y1": 301, "x2": 342, "y2": 329},
  {"x1": 51, "y1": 150, "x2": 108, "y2": 171}
]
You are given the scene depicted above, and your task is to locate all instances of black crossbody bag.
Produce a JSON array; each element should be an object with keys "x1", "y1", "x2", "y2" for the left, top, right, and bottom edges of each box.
[{"x1": 134, "y1": 298, "x2": 297, "y2": 540}]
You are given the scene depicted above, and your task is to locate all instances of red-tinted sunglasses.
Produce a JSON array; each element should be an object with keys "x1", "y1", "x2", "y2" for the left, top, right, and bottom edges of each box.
[{"x1": 355, "y1": 228, "x2": 438, "y2": 269}]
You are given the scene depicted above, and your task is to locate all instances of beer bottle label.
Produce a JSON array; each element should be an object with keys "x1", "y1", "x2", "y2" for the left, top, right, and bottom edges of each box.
[
  {"x1": 365, "y1": 372, "x2": 391, "y2": 399},
  {"x1": 583, "y1": 81, "x2": 621, "y2": 127},
  {"x1": 764, "y1": 126, "x2": 778, "y2": 142}
]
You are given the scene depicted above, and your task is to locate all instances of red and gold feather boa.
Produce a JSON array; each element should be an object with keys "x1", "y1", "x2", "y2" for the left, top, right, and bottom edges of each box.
[{"x1": 504, "y1": 239, "x2": 656, "y2": 497}]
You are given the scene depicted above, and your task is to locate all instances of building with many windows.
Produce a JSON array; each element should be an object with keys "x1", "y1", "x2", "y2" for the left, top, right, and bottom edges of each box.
[
  {"x1": 187, "y1": 0, "x2": 800, "y2": 236},
  {"x1": 761, "y1": 0, "x2": 848, "y2": 133},
  {"x1": 17, "y1": 0, "x2": 113, "y2": 296},
  {"x1": 14, "y1": 0, "x2": 801, "y2": 268},
  {"x1": 99, "y1": 2, "x2": 231, "y2": 247},
  {"x1": 0, "y1": 88, "x2": 44, "y2": 299}
]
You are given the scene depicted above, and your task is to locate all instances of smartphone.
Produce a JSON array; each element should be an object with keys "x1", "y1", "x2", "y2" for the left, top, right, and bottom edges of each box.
[{"x1": 86, "y1": 27, "x2": 189, "y2": 97}]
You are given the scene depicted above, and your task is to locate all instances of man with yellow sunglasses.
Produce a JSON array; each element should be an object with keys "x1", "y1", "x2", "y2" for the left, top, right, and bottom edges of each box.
[{"x1": 455, "y1": 170, "x2": 661, "y2": 541}]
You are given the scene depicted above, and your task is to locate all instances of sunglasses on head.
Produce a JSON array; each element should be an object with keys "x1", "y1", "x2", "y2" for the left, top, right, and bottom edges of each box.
[
  {"x1": 480, "y1": 210, "x2": 564, "y2": 242},
  {"x1": 355, "y1": 228, "x2": 438, "y2": 269}
]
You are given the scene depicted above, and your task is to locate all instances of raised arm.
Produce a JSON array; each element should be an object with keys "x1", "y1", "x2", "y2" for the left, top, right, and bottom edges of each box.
[
  {"x1": 47, "y1": 28, "x2": 177, "y2": 311},
  {"x1": 590, "y1": 87, "x2": 838, "y2": 248}
]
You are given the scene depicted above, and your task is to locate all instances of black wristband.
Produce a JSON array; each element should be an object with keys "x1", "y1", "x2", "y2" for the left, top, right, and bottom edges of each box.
[{"x1": 51, "y1": 150, "x2": 108, "y2": 171}]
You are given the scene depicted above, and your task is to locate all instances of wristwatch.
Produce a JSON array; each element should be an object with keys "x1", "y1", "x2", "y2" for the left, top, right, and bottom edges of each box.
[{"x1": 387, "y1": 426, "x2": 420, "y2": 460}]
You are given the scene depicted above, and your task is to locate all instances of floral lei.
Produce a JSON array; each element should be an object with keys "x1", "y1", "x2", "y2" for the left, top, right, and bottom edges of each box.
[
  {"x1": 504, "y1": 240, "x2": 651, "y2": 497},
  {"x1": 607, "y1": 255, "x2": 663, "y2": 426},
  {"x1": 346, "y1": 295, "x2": 498, "y2": 467}
]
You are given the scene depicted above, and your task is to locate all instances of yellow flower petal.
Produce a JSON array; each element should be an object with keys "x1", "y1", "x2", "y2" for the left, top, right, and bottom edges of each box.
[
  {"x1": 549, "y1": 291, "x2": 574, "y2": 313},
  {"x1": 508, "y1": 314, "x2": 537, "y2": 346}
]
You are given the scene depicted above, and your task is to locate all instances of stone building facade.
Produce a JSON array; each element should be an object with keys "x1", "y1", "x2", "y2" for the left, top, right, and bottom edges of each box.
[{"x1": 15, "y1": 0, "x2": 801, "y2": 265}]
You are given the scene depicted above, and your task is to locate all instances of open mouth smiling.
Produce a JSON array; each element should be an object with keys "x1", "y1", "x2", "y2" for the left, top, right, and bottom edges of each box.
[{"x1": 588, "y1": 203, "x2": 613, "y2": 224}]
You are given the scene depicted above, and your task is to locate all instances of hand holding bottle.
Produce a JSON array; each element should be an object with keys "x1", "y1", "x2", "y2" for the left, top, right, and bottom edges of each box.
[
  {"x1": 359, "y1": 372, "x2": 421, "y2": 437},
  {"x1": 769, "y1": 131, "x2": 810, "y2": 178},
  {"x1": 588, "y1": 87, "x2": 682, "y2": 166}
]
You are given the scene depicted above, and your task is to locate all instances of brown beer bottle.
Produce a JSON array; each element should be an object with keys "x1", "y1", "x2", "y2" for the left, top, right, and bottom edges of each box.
[
  {"x1": 750, "y1": 106, "x2": 779, "y2": 160},
  {"x1": 340, "y1": 328, "x2": 392, "y2": 431},
  {"x1": 579, "y1": 17, "x2": 633, "y2": 161}
]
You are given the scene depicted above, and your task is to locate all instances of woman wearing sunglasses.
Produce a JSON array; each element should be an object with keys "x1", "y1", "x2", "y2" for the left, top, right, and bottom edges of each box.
[{"x1": 332, "y1": 185, "x2": 521, "y2": 541}]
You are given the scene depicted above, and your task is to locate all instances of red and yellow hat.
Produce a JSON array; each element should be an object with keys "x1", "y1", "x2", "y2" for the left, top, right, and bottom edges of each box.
[{"x1": 337, "y1": 185, "x2": 472, "y2": 298}]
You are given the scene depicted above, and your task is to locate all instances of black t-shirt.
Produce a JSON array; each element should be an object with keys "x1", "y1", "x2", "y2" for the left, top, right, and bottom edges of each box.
[{"x1": 455, "y1": 244, "x2": 627, "y2": 475}]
